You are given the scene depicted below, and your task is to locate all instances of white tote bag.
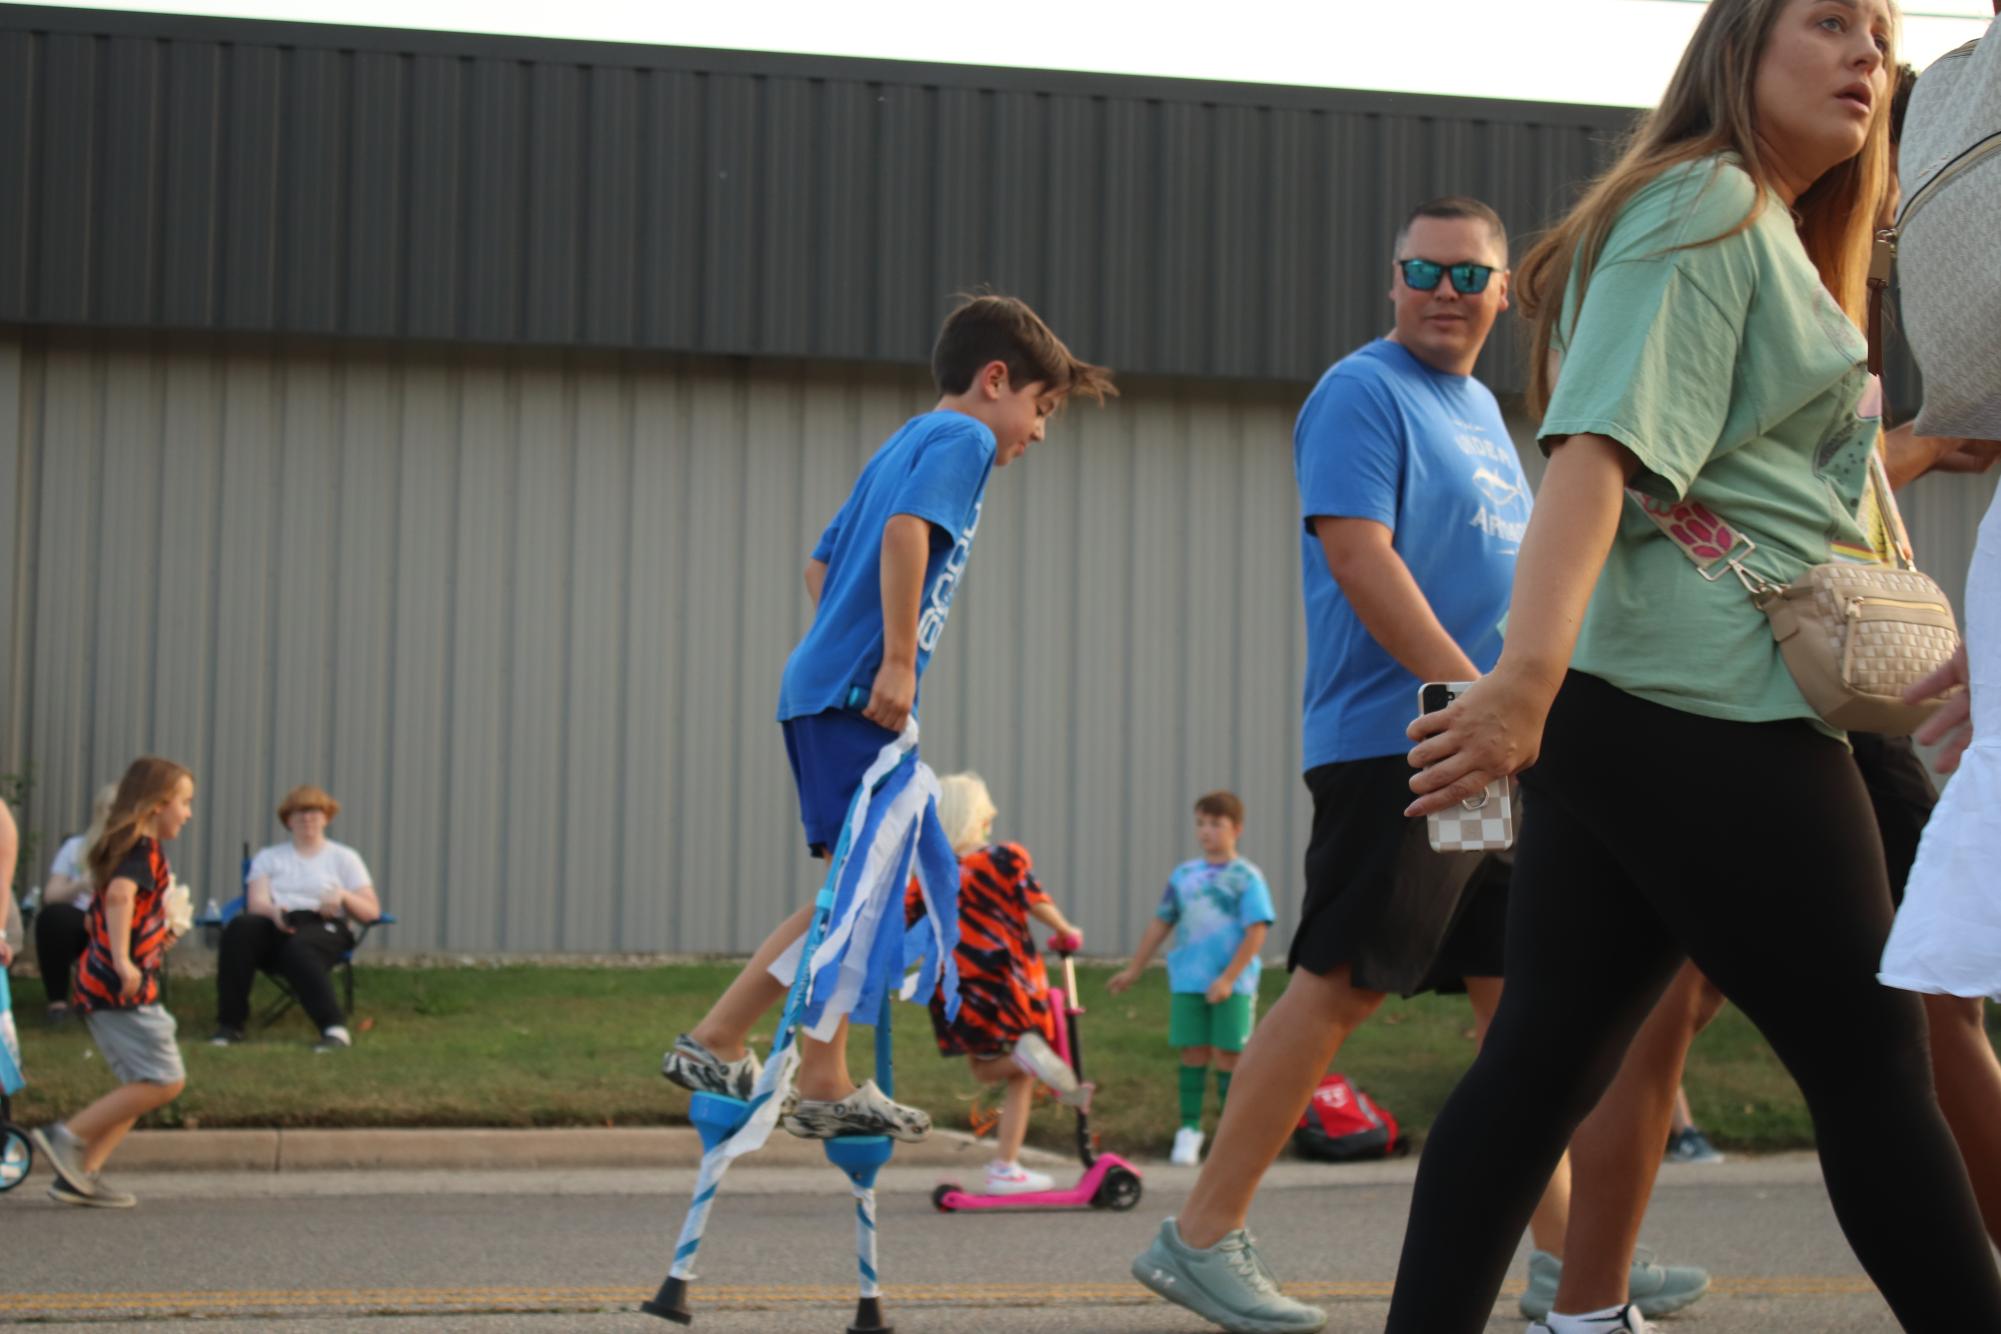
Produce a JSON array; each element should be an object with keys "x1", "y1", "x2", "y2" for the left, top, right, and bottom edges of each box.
[{"x1": 1895, "y1": 12, "x2": 2001, "y2": 439}]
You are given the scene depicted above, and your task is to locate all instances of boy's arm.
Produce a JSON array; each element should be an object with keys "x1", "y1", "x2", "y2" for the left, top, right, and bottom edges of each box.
[
  {"x1": 1107, "y1": 917, "x2": 1174, "y2": 992},
  {"x1": 1315, "y1": 518, "x2": 1481, "y2": 683},
  {"x1": 804, "y1": 558, "x2": 827, "y2": 608},
  {"x1": 1205, "y1": 922, "x2": 1271, "y2": 1003},
  {"x1": 862, "y1": 514, "x2": 930, "y2": 732},
  {"x1": 102, "y1": 876, "x2": 142, "y2": 996}
]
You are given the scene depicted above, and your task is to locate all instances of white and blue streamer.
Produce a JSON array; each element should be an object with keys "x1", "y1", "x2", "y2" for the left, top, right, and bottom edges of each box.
[{"x1": 667, "y1": 722, "x2": 958, "y2": 1283}]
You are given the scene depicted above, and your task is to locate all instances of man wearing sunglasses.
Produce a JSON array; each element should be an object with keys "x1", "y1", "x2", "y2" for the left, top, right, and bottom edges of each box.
[{"x1": 1134, "y1": 198, "x2": 1550, "y2": 1331}]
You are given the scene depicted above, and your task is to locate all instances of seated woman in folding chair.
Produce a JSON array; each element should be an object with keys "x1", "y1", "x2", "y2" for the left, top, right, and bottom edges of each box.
[{"x1": 211, "y1": 786, "x2": 380, "y2": 1053}]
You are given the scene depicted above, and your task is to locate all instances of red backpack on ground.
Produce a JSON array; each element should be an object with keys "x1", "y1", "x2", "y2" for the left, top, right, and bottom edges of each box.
[{"x1": 1293, "y1": 1073, "x2": 1406, "y2": 1162}]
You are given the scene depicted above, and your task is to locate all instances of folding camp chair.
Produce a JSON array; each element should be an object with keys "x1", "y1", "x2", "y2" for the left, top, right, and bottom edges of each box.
[{"x1": 195, "y1": 843, "x2": 395, "y2": 1028}]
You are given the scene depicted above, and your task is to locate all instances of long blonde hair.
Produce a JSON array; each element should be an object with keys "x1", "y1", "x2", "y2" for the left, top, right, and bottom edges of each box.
[
  {"x1": 936, "y1": 772, "x2": 999, "y2": 858},
  {"x1": 88, "y1": 757, "x2": 193, "y2": 889},
  {"x1": 1520, "y1": 0, "x2": 1896, "y2": 417},
  {"x1": 81, "y1": 782, "x2": 118, "y2": 854}
]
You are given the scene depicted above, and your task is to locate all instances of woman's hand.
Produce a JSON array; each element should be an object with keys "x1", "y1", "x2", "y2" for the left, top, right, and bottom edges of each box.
[
  {"x1": 115, "y1": 956, "x2": 142, "y2": 998},
  {"x1": 1106, "y1": 966, "x2": 1140, "y2": 995},
  {"x1": 1908, "y1": 645, "x2": 1973, "y2": 773},
  {"x1": 317, "y1": 889, "x2": 346, "y2": 919},
  {"x1": 1404, "y1": 670, "x2": 1556, "y2": 818}
]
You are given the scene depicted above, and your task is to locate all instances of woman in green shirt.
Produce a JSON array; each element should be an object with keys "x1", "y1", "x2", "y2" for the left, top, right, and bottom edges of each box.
[{"x1": 1386, "y1": 1, "x2": 2001, "y2": 1330}]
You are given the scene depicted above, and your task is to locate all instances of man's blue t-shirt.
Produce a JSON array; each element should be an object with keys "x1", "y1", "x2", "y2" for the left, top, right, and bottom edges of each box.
[
  {"x1": 778, "y1": 411, "x2": 997, "y2": 722},
  {"x1": 1156, "y1": 857, "x2": 1277, "y2": 997},
  {"x1": 1294, "y1": 339, "x2": 1531, "y2": 768}
]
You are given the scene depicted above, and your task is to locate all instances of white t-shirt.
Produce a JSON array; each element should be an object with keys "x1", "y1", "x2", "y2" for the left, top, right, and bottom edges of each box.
[
  {"x1": 250, "y1": 839, "x2": 374, "y2": 914},
  {"x1": 48, "y1": 834, "x2": 92, "y2": 911}
]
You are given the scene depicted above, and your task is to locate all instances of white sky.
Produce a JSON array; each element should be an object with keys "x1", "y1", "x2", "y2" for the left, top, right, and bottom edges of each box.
[{"x1": 35, "y1": 1, "x2": 1996, "y2": 107}]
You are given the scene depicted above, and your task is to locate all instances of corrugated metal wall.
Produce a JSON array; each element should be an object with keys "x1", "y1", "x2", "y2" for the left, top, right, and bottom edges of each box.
[
  {"x1": 0, "y1": 327, "x2": 1317, "y2": 955},
  {"x1": 4, "y1": 329, "x2": 1993, "y2": 955},
  {"x1": 0, "y1": 6, "x2": 1630, "y2": 392}
]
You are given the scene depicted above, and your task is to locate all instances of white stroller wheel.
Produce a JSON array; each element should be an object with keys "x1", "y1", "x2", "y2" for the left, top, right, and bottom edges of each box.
[{"x1": 0, "y1": 1125, "x2": 32, "y2": 1192}]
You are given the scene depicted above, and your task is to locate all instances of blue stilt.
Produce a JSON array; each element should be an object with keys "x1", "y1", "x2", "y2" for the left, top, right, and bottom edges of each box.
[
  {"x1": 826, "y1": 990, "x2": 898, "y2": 1334},
  {"x1": 648, "y1": 732, "x2": 936, "y2": 1330}
]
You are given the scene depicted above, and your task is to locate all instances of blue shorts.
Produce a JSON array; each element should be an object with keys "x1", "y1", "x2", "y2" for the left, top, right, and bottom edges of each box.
[{"x1": 781, "y1": 710, "x2": 900, "y2": 856}]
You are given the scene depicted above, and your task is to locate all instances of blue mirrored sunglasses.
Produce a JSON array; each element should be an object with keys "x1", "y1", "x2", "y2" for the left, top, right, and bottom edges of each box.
[{"x1": 1398, "y1": 258, "x2": 1495, "y2": 294}]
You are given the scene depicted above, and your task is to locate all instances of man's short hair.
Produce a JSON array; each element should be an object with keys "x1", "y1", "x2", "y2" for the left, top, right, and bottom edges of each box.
[
  {"x1": 1194, "y1": 790, "x2": 1245, "y2": 826},
  {"x1": 1394, "y1": 196, "x2": 1509, "y2": 265},
  {"x1": 931, "y1": 293, "x2": 1116, "y2": 404}
]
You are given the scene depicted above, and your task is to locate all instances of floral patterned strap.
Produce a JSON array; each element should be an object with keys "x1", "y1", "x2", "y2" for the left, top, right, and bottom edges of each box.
[{"x1": 1627, "y1": 489, "x2": 1770, "y2": 592}]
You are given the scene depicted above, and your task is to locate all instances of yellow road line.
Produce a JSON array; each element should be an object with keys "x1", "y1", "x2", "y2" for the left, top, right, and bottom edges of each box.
[{"x1": 0, "y1": 1276, "x2": 1879, "y2": 1317}]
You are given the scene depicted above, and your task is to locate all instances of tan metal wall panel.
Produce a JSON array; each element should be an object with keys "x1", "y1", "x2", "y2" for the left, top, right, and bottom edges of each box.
[
  {"x1": 33, "y1": 343, "x2": 104, "y2": 843},
  {"x1": 0, "y1": 340, "x2": 25, "y2": 776},
  {"x1": 444, "y1": 359, "x2": 515, "y2": 953},
  {"x1": 9, "y1": 328, "x2": 1990, "y2": 957}
]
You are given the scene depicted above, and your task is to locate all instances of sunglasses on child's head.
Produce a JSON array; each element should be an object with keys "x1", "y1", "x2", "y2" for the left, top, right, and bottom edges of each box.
[{"x1": 1398, "y1": 258, "x2": 1496, "y2": 294}]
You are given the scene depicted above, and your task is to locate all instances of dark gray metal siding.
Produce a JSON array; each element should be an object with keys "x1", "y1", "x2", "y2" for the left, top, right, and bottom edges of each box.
[{"x1": 0, "y1": 5, "x2": 1635, "y2": 389}]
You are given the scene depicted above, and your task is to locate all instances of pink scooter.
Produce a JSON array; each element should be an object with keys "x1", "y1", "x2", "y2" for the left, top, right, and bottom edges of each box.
[{"x1": 930, "y1": 935, "x2": 1143, "y2": 1213}]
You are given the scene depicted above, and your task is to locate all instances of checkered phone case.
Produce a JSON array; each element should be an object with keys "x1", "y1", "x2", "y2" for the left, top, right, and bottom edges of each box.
[
  {"x1": 1427, "y1": 777, "x2": 1516, "y2": 853},
  {"x1": 1420, "y1": 680, "x2": 1517, "y2": 853}
]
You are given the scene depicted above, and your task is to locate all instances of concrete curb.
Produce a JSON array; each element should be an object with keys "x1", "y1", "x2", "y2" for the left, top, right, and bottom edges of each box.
[{"x1": 108, "y1": 1125, "x2": 1070, "y2": 1173}]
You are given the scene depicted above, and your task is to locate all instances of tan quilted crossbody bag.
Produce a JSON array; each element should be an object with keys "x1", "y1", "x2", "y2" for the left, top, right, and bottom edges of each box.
[{"x1": 1631, "y1": 469, "x2": 1961, "y2": 736}]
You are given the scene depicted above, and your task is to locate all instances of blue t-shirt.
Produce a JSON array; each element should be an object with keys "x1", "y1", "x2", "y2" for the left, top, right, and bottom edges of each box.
[
  {"x1": 778, "y1": 411, "x2": 997, "y2": 721},
  {"x1": 1155, "y1": 857, "x2": 1277, "y2": 997},
  {"x1": 1294, "y1": 339, "x2": 1531, "y2": 768}
]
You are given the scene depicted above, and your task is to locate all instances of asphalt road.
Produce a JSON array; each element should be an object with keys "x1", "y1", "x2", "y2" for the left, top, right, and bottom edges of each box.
[{"x1": 1, "y1": 1156, "x2": 1897, "y2": 1331}]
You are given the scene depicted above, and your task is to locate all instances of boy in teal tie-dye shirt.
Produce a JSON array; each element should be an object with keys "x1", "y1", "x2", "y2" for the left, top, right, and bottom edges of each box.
[{"x1": 1109, "y1": 791, "x2": 1275, "y2": 1165}]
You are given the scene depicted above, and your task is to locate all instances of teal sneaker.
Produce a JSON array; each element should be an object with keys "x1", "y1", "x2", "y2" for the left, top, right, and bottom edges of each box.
[
  {"x1": 1519, "y1": 1247, "x2": 1710, "y2": 1319},
  {"x1": 1131, "y1": 1218, "x2": 1328, "y2": 1334}
]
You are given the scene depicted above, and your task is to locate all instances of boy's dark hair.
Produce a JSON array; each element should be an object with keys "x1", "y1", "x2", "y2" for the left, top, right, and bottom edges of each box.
[
  {"x1": 1889, "y1": 63, "x2": 1919, "y2": 149},
  {"x1": 1394, "y1": 196, "x2": 1509, "y2": 265},
  {"x1": 1194, "y1": 790, "x2": 1245, "y2": 826},
  {"x1": 931, "y1": 294, "x2": 1117, "y2": 404}
]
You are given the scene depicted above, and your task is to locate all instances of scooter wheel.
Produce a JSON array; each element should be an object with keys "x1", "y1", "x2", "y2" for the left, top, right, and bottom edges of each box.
[
  {"x1": 931, "y1": 1183, "x2": 959, "y2": 1212},
  {"x1": 1095, "y1": 1167, "x2": 1142, "y2": 1212}
]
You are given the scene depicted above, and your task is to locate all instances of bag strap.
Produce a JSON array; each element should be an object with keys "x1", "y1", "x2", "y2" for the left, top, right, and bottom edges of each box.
[{"x1": 1627, "y1": 489, "x2": 1778, "y2": 596}]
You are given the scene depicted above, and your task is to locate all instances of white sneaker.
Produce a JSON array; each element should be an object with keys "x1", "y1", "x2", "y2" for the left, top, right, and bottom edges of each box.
[
  {"x1": 984, "y1": 1160, "x2": 1055, "y2": 1195},
  {"x1": 1171, "y1": 1126, "x2": 1205, "y2": 1166}
]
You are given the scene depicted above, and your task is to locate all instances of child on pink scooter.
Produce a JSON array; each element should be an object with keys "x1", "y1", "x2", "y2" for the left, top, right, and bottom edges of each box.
[{"x1": 906, "y1": 772, "x2": 1086, "y2": 1194}]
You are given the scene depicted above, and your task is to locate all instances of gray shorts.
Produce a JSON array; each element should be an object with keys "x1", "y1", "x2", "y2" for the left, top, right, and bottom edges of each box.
[{"x1": 85, "y1": 1004, "x2": 186, "y2": 1086}]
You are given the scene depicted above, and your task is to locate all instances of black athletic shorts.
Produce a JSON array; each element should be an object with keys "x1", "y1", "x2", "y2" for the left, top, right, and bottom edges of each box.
[
  {"x1": 1290, "y1": 755, "x2": 1506, "y2": 997},
  {"x1": 1850, "y1": 731, "x2": 1939, "y2": 905}
]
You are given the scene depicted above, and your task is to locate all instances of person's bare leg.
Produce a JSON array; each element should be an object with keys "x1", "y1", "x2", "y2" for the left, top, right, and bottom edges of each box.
[
  {"x1": 1553, "y1": 962, "x2": 1722, "y2": 1312},
  {"x1": 1925, "y1": 993, "x2": 2001, "y2": 1247},
  {"x1": 1466, "y1": 976, "x2": 1572, "y2": 1254},
  {"x1": 688, "y1": 903, "x2": 816, "y2": 1059},
  {"x1": 1670, "y1": 1084, "x2": 1695, "y2": 1134},
  {"x1": 67, "y1": 1080, "x2": 184, "y2": 1172},
  {"x1": 993, "y1": 1070, "x2": 1036, "y2": 1166},
  {"x1": 1177, "y1": 965, "x2": 1384, "y2": 1248},
  {"x1": 794, "y1": 1019, "x2": 855, "y2": 1102}
]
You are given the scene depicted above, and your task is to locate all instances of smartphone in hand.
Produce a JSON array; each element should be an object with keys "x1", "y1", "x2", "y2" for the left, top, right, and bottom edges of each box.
[{"x1": 1418, "y1": 682, "x2": 1516, "y2": 853}]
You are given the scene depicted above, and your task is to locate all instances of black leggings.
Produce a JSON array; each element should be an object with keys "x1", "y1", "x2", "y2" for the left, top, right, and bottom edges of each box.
[
  {"x1": 1386, "y1": 672, "x2": 2001, "y2": 1331},
  {"x1": 216, "y1": 912, "x2": 354, "y2": 1032},
  {"x1": 34, "y1": 902, "x2": 90, "y2": 1006}
]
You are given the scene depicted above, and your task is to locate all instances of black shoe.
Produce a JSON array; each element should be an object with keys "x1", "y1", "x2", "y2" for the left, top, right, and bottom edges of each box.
[
  {"x1": 42, "y1": 1004, "x2": 73, "y2": 1029},
  {"x1": 210, "y1": 1027, "x2": 245, "y2": 1047}
]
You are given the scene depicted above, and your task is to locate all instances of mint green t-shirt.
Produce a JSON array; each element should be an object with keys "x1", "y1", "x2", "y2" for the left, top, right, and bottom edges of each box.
[{"x1": 1542, "y1": 157, "x2": 1879, "y2": 727}]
